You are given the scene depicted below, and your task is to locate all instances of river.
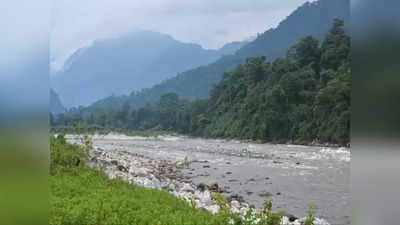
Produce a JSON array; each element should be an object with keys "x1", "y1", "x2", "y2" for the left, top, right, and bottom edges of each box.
[{"x1": 68, "y1": 134, "x2": 350, "y2": 225}]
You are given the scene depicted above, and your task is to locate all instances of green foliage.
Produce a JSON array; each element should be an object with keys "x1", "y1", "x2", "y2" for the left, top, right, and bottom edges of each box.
[
  {"x1": 52, "y1": 20, "x2": 350, "y2": 146},
  {"x1": 305, "y1": 205, "x2": 315, "y2": 225},
  {"x1": 159, "y1": 93, "x2": 182, "y2": 130},
  {"x1": 320, "y1": 19, "x2": 350, "y2": 71},
  {"x1": 50, "y1": 135, "x2": 231, "y2": 225},
  {"x1": 176, "y1": 156, "x2": 190, "y2": 169},
  {"x1": 50, "y1": 133, "x2": 316, "y2": 225},
  {"x1": 50, "y1": 135, "x2": 89, "y2": 175},
  {"x1": 256, "y1": 200, "x2": 285, "y2": 225},
  {"x1": 212, "y1": 194, "x2": 286, "y2": 225}
]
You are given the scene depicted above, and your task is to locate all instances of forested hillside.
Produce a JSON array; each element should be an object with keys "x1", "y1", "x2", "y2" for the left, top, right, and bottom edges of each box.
[
  {"x1": 53, "y1": 20, "x2": 350, "y2": 145},
  {"x1": 79, "y1": 0, "x2": 349, "y2": 114}
]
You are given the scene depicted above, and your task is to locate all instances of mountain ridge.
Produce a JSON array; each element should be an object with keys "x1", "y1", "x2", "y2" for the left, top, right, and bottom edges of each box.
[
  {"x1": 51, "y1": 30, "x2": 248, "y2": 108},
  {"x1": 78, "y1": 0, "x2": 349, "y2": 114}
]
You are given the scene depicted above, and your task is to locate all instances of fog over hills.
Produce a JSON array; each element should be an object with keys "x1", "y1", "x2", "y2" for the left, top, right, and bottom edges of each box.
[
  {"x1": 77, "y1": 0, "x2": 349, "y2": 114},
  {"x1": 51, "y1": 30, "x2": 248, "y2": 108}
]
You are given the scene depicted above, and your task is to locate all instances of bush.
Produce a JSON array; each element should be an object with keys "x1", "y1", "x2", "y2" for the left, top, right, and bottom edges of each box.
[{"x1": 50, "y1": 135, "x2": 89, "y2": 175}]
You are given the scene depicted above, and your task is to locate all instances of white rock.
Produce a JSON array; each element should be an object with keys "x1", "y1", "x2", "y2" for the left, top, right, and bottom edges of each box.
[
  {"x1": 130, "y1": 167, "x2": 148, "y2": 177},
  {"x1": 180, "y1": 183, "x2": 195, "y2": 193},
  {"x1": 292, "y1": 217, "x2": 330, "y2": 225},
  {"x1": 168, "y1": 183, "x2": 176, "y2": 191},
  {"x1": 230, "y1": 200, "x2": 241, "y2": 209},
  {"x1": 280, "y1": 216, "x2": 301, "y2": 225},
  {"x1": 204, "y1": 205, "x2": 219, "y2": 214},
  {"x1": 239, "y1": 207, "x2": 248, "y2": 216}
]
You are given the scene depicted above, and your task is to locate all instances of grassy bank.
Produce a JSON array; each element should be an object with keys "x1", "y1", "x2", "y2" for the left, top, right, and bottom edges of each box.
[
  {"x1": 50, "y1": 135, "x2": 229, "y2": 225},
  {"x1": 50, "y1": 135, "x2": 315, "y2": 225}
]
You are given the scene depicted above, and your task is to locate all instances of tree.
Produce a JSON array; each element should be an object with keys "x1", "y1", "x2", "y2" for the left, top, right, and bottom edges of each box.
[
  {"x1": 244, "y1": 57, "x2": 267, "y2": 85},
  {"x1": 320, "y1": 19, "x2": 350, "y2": 70},
  {"x1": 288, "y1": 36, "x2": 320, "y2": 71},
  {"x1": 159, "y1": 93, "x2": 181, "y2": 130}
]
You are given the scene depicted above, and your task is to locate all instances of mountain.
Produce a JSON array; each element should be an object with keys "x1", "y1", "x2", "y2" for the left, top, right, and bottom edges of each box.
[
  {"x1": 235, "y1": 0, "x2": 350, "y2": 60},
  {"x1": 218, "y1": 41, "x2": 250, "y2": 55},
  {"x1": 54, "y1": 20, "x2": 351, "y2": 146},
  {"x1": 84, "y1": 0, "x2": 349, "y2": 113},
  {"x1": 51, "y1": 31, "x2": 248, "y2": 108},
  {"x1": 50, "y1": 89, "x2": 65, "y2": 115}
]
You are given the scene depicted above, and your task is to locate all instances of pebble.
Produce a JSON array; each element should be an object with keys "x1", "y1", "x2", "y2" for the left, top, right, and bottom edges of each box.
[{"x1": 86, "y1": 147, "x2": 330, "y2": 225}]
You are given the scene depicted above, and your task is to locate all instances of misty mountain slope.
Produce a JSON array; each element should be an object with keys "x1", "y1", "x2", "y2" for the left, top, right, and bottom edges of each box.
[
  {"x1": 236, "y1": 0, "x2": 350, "y2": 60},
  {"x1": 51, "y1": 31, "x2": 248, "y2": 108},
  {"x1": 85, "y1": 0, "x2": 349, "y2": 112},
  {"x1": 50, "y1": 89, "x2": 65, "y2": 115}
]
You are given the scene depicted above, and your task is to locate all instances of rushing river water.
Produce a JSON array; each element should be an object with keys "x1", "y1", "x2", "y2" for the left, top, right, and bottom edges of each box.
[{"x1": 68, "y1": 134, "x2": 350, "y2": 225}]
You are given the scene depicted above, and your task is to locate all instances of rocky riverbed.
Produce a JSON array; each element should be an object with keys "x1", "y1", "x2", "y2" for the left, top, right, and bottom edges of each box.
[
  {"x1": 88, "y1": 148, "x2": 251, "y2": 215},
  {"x1": 67, "y1": 134, "x2": 349, "y2": 225}
]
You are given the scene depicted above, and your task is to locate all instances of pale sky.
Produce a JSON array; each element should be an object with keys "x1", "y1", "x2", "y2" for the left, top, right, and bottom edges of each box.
[
  {"x1": 0, "y1": 0, "x2": 49, "y2": 70},
  {"x1": 50, "y1": 0, "x2": 310, "y2": 71}
]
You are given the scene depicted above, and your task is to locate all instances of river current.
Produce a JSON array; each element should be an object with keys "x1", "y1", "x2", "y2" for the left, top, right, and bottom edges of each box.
[{"x1": 67, "y1": 134, "x2": 350, "y2": 225}]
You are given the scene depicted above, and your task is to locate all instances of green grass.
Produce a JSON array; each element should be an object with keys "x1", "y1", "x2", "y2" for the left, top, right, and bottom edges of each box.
[
  {"x1": 50, "y1": 135, "x2": 228, "y2": 225},
  {"x1": 50, "y1": 134, "x2": 310, "y2": 225},
  {"x1": 51, "y1": 167, "x2": 230, "y2": 225},
  {"x1": 305, "y1": 205, "x2": 315, "y2": 225}
]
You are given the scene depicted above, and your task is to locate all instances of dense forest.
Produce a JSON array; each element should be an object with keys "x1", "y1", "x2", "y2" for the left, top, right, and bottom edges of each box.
[
  {"x1": 61, "y1": 0, "x2": 349, "y2": 113},
  {"x1": 52, "y1": 20, "x2": 350, "y2": 146}
]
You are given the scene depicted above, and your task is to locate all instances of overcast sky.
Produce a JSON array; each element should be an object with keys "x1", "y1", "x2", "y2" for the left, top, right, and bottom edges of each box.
[
  {"x1": 51, "y1": 0, "x2": 310, "y2": 71},
  {"x1": 0, "y1": 0, "x2": 49, "y2": 70}
]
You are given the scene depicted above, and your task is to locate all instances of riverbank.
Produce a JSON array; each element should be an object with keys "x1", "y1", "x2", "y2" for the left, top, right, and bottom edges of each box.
[
  {"x1": 52, "y1": 134, "x2": 324, "y2": 225},
  {"x1": 53, "y1": 125, "x2": 349, "y2": 148},
  {"x1": 89, "y1": 147, "x2": 252, "y2": 214},
  {"x1": 61, "y1": 133, "x2": 346, "y2": 225},
  {"x1": 50, "y1": 135, "x2": 229, "y2": 225}
]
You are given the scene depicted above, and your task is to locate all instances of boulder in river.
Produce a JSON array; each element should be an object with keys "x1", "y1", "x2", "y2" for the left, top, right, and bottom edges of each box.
[
  {"x1": 227, "y1": 194, "x2": 245, "y2": 203},
  {"x1": 197, "y1": 183, "x2": 206, "y2": 191},
  {"x1": 197, "y1": 181, "x2": 219, "y2": 192},
  {"x1": 117, "y1": 165, "x2": 128, "y2": 172},
  {"x1": 247, "y1": 178, "x2": 256, "y2": 182},
  {"x1": 205, "y1": 180, "x2": 219, "y2": 192},
  {"x1": 285, "y1": 213, "x2": 298, "y2": 222},
  {"x1": 220, "y1": 186, "x2": 231, "y2": 194}
]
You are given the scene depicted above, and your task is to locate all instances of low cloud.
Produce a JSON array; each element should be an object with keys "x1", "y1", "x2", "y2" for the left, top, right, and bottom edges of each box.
[{"x1": 51, "y1": 0, "x2": 309, "y2": 71}]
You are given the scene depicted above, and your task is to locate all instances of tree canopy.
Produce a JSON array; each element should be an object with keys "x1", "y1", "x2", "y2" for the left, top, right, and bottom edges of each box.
[{"x1": 53, "y1": 20, "x2": 350, "y2": 146}]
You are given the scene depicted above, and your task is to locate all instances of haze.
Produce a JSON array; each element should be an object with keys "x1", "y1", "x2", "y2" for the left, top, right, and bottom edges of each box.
[{"x1": 51, "y1": 0, "x2": 310, "y2": 71}]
